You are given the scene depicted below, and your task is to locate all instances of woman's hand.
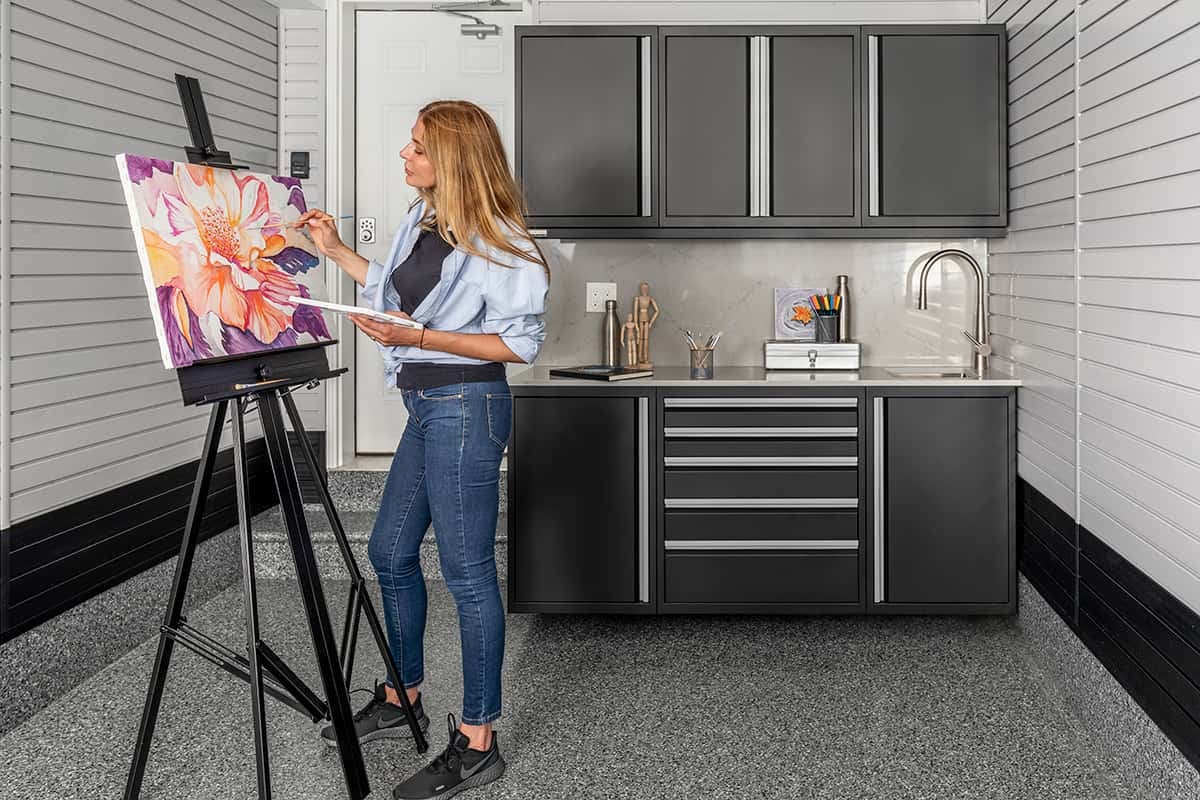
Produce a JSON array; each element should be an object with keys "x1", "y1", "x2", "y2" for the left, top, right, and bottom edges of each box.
[
  {"x1": 350, "y1": 311, "x2": 424, "y2": 347},
  {"x1": 295, "y1": 209, "x2": 349, "y2": 259}
]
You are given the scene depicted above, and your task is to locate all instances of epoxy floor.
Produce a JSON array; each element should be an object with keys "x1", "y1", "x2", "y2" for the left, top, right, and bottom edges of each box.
[{"x1": 0, "y1": 578, "x2": 1146, "y2": 800}]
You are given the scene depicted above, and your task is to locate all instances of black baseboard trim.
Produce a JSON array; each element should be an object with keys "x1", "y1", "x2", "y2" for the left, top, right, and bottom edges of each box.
[
  {"x1": 0, "y1": 439, "x2": 278, "y2": 644},
  {"x1": 1017, "y1": 478, "x2": 1200, "y2": 773}
]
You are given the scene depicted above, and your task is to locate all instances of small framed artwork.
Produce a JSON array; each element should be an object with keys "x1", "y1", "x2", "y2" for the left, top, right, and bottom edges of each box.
[{"x1": 774, "y1": 287, "x2": 822, "y2": 341}]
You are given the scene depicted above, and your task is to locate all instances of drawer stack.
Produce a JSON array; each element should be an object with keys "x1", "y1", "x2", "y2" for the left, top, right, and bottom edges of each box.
[{"x1": 661, "y1": 394, "x2": 863, "y2": 609}]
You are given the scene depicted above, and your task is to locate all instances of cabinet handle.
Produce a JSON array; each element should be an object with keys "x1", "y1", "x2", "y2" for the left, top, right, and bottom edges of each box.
[
  {"x1": 640, "y1": 36, "x2": 652, "y2": 217},
  {"x1": 873, "y1": 396, "x2": 884, "y2": 603},
  {"x1": 749, "y1": 36, "x2": 761, "y2": 218},
  {"x1": 664, "y1": 456, "x2": 857, "y2": 467},
  {"x1": 664, "y1": 426, "x2": 858, "y2": 438},
  {"x1": 664, "y1": 397, "x2": 858, "y2": 408},
  {"x1": 638, "y1": 396, "x2": 649, "y2": 603},
  {"x1": 665, "y1": 497, "x2": 858, "y2": 509},
  {"x1": 665, "y1": 539, "x2": 859, "y2": 551},
  {"x1": 867, "y1": 35, "x2": 880, "y2": 218},
  {"x1": 761, "y1": 35, "x2": 771, "y2": 218}
]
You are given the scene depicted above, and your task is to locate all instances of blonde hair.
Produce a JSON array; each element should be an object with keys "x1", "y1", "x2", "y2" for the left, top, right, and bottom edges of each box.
[{"x1": 411, "y1": 100, "x2": 548, "y2": 279}]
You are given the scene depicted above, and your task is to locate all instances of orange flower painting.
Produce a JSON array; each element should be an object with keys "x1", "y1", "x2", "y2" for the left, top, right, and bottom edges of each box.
[{"x1": 116, "y1": 154, "x2": 331, "y2": 368}]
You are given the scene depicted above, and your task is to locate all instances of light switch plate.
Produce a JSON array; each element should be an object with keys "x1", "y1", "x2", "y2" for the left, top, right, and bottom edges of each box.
[{"x1": 586, "y1": 282, "x2": 618, "y2": 313}]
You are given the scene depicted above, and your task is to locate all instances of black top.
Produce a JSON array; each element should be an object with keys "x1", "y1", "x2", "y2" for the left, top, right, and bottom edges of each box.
[{"x1": 390, "y1": 226, "x2": 505, "y2": 390}]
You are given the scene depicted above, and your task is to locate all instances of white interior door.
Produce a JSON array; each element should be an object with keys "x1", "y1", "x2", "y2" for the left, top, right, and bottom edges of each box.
[{"x1": 354, "y1": 10, "x2": 518, "y2": 453}]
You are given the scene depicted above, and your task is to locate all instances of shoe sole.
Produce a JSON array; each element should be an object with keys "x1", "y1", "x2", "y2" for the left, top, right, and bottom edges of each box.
[
  {"x1": 322, "y1": 714, "x2": 430, "y2": 748},
  {"x1": 395, "y1": 756, "x2": 506, "y2": 800}
]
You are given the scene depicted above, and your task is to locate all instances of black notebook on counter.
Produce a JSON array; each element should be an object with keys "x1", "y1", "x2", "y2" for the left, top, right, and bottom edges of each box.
[{"x1": 549, "y1": 365, "x2": 653, "y2": 381}]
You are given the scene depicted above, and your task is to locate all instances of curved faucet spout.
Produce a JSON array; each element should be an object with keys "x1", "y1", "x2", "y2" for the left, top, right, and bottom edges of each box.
[{"x1": 915, "y1": 248, "x2": 989, "y2": 378}]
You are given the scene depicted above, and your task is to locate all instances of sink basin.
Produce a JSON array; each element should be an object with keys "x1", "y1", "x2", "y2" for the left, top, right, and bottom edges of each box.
[{"x1": 885, "y1": 367, "x2": 975, "y2": 379}]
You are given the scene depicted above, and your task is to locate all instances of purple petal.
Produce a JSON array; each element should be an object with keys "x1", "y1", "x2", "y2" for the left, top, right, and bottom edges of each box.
[
  {"x1": 262, "y1": 246, "x2": 319, "y2": 274},
  {"x1": 272, "y1": 175, "x2": 302, "y2": 190},
  {"x1": 125, "y1": 155, "x2": 175, "y2": 183},
  {"x1": 287, "y1": 186, "x2": 308, "y2": 214},
  {"x1": 292, "y1": 302, "x2": 331, "y2": 340},
  {"x1": 156, "y1": 284, "x2": 213, "y2": 367},
  {"x1": 220, "y1": 321, "x2": 304, "y2": 356}
]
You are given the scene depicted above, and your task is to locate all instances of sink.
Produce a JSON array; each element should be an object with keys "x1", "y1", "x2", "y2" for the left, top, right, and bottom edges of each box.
[{"x1": 885, "y1": 367, "x2": 976, "y2": 379}]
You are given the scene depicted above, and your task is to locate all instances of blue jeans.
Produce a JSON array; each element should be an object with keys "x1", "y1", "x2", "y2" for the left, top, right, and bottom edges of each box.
[{"x1": 367, "y1": 379, "x2": 510, "y2": 725}]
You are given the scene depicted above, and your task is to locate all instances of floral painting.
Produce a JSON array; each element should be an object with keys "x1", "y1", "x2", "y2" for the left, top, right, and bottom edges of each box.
[{"x1": 115, "y1": 153, "x2": 331, "y2": 369}]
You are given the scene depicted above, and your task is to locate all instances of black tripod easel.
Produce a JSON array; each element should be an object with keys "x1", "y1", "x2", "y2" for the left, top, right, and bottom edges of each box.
[{"x1": 123, "y1": 77, "x2": 428, "y2": 800}]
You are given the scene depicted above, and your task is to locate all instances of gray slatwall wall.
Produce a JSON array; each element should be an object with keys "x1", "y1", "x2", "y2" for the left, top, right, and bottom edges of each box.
[
  {"x1": 989, "y1": 0, "x2": 1200, "y2": 615},
  {"x1": 532, "y1": 0, "x2": 984, "y2": 23},
  {"x1": 280, "y1": 8, "x2": 326, "y2": 433},
  {"x1": 5, "y1": 0, "x2": 278, "y2": 524},
  {"x1": 987, "y1": 0, "x2": 1079, "y2": 517},
  {"x1": 2, "y1": 0, "x2": 12, "y2": 532},
  {"x1": 1077, "y1": 0, "x2": 1200, "y2": 614}
]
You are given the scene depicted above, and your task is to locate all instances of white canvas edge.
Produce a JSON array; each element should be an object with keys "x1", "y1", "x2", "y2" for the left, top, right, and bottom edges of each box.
[{"x1": 114, "y1": 153, "x2": 176, "y2": 370}]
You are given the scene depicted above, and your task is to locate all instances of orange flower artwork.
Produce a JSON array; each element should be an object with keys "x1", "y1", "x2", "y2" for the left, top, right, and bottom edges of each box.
[{"x1": 116, "y1": 153, "x2": 331, "y2": 368}]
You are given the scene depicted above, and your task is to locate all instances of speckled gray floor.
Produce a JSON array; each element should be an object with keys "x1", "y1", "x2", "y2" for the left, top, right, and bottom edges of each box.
[{"x1": 0, "y1": 578, "x2": 1158, "y2": 800}]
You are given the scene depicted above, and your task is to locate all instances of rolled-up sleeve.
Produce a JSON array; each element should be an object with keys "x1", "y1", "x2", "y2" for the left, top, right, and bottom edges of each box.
[
  {"x1": 357, "y1": 258, "x2": 391, "y2": 310},
  {"x1": 481, "y1": 258, "x2": 549, "y2": 364}
]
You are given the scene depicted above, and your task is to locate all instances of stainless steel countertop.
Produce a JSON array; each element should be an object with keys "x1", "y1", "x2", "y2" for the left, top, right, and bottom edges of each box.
[{"x1": 509, "y1": 365, "x2": 1022, "y2": 387}]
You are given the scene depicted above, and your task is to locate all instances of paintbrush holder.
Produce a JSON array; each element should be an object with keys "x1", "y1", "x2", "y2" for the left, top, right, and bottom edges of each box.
[
  {"x1": 689, "y1": 347, "x2": 714, "y2": 379},
  {"x1": 815, "y1": 314, "x2": 839, "y2": 343}
]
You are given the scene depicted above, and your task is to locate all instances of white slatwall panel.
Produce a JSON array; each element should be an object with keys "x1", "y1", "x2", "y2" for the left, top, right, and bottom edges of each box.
[
  {"x1": 2, "y1": 0, "x2": 12, "y2": 529},
  {"x1": 1078, "y1": 0, "x2": 1200, "y2": 615},
  {"x1": 5, "y1": 0, "x2": 278, "y2": 523},
  {"x1": 280, "y1": 8, "x2": 326, "y2": 432},
  {"x1": 532, "y1": 0, "x2": 982, "y2": 24},
  {"x1": 988, "y1": 0, "x2": 1078, "y2": 514}
]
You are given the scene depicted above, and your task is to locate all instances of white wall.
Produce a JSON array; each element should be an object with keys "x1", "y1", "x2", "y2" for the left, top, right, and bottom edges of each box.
[
  {"x1": 989, "y1": 0, "x2": 1200, "y2": 615},
  {"x1": 0, "y1": 0, "x2": 279, "y2": 525}
]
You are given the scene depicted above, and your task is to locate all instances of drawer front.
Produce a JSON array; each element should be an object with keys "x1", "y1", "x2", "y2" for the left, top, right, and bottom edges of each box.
[
  {"x1": 664, "y1": 436, "x2": 857, "y2": 458},
  {"x1": 664, "y1": 510, "x2": 858, "y2": 543},
  {"x1": 665, "y1": 467, "x2": 857, "y2": 499},
  {"x1": 665, "y1": 552, "x2": 859, "y2": 603},
  {"x1": 665, "y1": 408, "x2": 857, "y2": 428}
]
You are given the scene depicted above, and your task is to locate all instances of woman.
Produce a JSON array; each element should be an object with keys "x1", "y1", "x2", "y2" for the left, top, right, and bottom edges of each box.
[{"x1": 298, "y1": 100, "x2": 549, "y2": 800}]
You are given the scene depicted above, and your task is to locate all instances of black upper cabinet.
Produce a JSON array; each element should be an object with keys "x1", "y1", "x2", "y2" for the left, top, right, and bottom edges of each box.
[
  {"x1": 863, "y1": 25, "x2": 1008, "y2": 228},
  {"x1": 765, "y1": 29, "x2": 860, "y2": 225},
  {"x1": 516, "y1": 27, "x2": 656, "y2": 228},
  {"x1": 660, "y1": 30, "x2": 752, "y2": 223}
]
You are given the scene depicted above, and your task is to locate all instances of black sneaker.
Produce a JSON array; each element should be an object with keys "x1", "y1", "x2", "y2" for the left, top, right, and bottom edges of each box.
[
  {"x1": 391, "y1": 713, "x2": 506, "y2": 800},
  {"x1": 320, "y1": 681, "x2": 430, "y2": 747}
]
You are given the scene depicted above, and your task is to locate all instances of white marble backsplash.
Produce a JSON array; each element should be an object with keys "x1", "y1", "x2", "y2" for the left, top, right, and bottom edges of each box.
[{"x1": 526, "y1": 237, "x2": 988, "y2": 369}]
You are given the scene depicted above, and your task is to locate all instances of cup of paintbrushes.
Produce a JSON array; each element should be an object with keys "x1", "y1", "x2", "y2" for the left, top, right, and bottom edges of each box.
[
  {"x1": 689, "y1": 346, "x2": 715, "y2": 379},
  {"x1": 810, "y1": 293, "x2": 841, "y2": 343}
]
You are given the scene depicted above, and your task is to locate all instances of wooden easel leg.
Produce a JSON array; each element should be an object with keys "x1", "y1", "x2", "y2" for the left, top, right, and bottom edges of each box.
[
  {"x1": 257, "y1": 390, "x2": 370, "y2": 799},
  {"x1": 279, "y1": 391, "x2": 429, "y2": 753},
  {"x1": 232, "y1": 398, "x2": 271, "y2": 798},
  {"x1": 124, "y1": 400, "x2": 228, "y2": 800}
]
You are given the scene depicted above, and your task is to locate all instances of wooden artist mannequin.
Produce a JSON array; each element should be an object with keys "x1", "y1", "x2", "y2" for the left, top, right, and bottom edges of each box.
[
  {"x1": 621, "y1": 313, "x2": 639, "y2": 367},
  {"x1": 632, "y1": 281, "x2": 660, "y2": 369}
]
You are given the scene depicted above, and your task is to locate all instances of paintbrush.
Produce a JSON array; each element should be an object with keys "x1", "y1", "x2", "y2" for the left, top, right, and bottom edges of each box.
[{"x1": 242, "y1": 214, "x2": 353, "y2": 233}]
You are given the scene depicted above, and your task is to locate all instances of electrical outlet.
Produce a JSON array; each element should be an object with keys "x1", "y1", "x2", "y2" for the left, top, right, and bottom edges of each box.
[{"x1": 585, "y1": 282, "x2": 618, "y2": 313}]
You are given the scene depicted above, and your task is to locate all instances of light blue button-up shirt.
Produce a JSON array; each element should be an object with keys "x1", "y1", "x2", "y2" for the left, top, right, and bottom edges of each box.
[{"x1": 359, "y1": 198, "x2": 549, "y2": 387}]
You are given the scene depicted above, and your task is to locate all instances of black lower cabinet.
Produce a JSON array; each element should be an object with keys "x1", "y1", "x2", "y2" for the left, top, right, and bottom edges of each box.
[
  {"x1": 507, "y1": 390, "x2": 653, "y2": 613},
  {"x1": 869, "y1": 389, "x2": 1016, "y2": 614}
]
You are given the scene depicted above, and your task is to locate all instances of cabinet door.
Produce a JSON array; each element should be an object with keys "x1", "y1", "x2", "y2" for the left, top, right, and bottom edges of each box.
[
  {"x1": 659, "y1": 28, "x2": 756, "y2": 226},
  {"x1": 509, "y1": 395, "x2": 651, "y2": 609},
  {"x1": 763, "y1": 30, "x2": 860, "y2": 225},
  {"x1": 863, "y1": 25, "x2": 1007, "y2": 228},
  {"x1": 516, "y1": 27, "x2": 655, "y2": 227},
  {"x1": 875, "y1": 394, "x2": 1013, "y2": 608}
]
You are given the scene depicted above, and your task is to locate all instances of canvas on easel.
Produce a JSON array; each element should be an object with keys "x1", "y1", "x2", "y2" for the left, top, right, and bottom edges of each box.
[{"x1": 115, "y1": 153, "x2": 332, "y2": 368}]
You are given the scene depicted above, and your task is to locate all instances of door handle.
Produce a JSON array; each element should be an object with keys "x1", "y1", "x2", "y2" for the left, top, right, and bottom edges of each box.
[
  {"x1": 867, "y1": 35, "x2": 880, "y2": 217},
  {"x1": 873, "y1": 396, "x2": 884, "y2": 603},
  {"x1": 638, "y1": 396, "x2": 650, "y2": 603},
  {"x1": 749, "y1": 37, "x2": 761, "y2": 218},
  {"x1": 640, "y1": 36, "x2": 652, "y2": 217}
]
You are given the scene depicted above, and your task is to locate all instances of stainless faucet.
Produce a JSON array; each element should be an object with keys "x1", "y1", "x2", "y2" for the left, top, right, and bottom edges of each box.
[{"x1": 916, "y1": 248, "x2": 990, "y2": 378}]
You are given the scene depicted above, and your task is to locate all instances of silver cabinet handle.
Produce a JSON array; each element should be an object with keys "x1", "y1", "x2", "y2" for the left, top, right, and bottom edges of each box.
[
  {"x1": 638, "y1": 396, "x2": 649, "y2": 603},
  {"x1": 664, "y1": 397, "x2": 858, "y2": 408},
  {"x1": 761, "y1": 34, "x2": 771, "y2": 217},
  {"x1": 640, "y1": 36, "x2": 652, "y2": 217},
  {"x1": 665, "y1": 497, "x2": 859, "y2": 509},
  {"x1": 665, "y1": 540, "x2": 859, "y2": 551},
  {"x1": 867, "y1": 35, "x2": 880, "y2": 217},
  {"x1": 873, "y1": 396, "x2": 884, "y2": 603},
  {"x1": 663, "y1": 426, "x2": 858, "y2": 438},
  {"x1": 749, "y1": 36, "x2": 761, "y2": 218},
  {"x1": 664, "y1": 456, "x2": 858, "y2": 467}
]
